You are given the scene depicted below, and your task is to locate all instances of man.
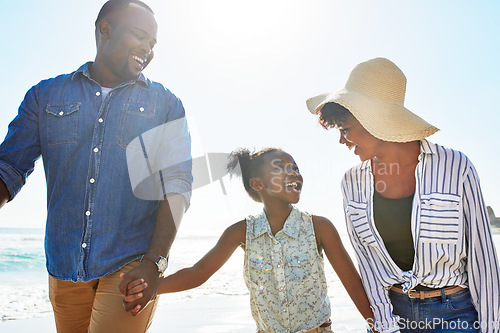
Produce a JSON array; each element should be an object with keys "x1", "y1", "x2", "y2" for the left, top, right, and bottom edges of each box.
[{"x1": 0, "y1": 1, "x2": 192, "y2": 332}]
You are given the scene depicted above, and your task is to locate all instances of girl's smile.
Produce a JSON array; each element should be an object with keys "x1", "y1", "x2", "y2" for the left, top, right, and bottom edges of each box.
[{"x1": 257, "y1": 151, "x2": 303, "y2": 204}]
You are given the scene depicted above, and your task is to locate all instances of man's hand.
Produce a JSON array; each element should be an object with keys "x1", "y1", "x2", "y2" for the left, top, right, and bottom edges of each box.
[{"x1": 118, "y1": 260, "x2": 159, "y2": 315}]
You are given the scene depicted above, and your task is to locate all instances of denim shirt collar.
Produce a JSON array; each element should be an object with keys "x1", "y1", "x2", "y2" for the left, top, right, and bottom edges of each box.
[{"x1": 71, "y1": 62, "x2": 148, "y2": 87}]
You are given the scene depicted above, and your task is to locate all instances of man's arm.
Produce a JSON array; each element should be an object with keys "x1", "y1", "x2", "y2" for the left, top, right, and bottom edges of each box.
[
  {"x1": 118, "y1": 193, "x2": 186, "y2": 314},
  {"x1": 148, "y1": 193, "x2": 186, "y2": 256},
  {"x1": 119, "y1": 93, "x2": 192, "y2": 314},
  {"x1": 0, "y1": 84, "x2": 42, "y2": 208}
]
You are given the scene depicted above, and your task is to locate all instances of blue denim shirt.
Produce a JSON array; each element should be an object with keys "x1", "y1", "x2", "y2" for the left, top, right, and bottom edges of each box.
[{"x1": 0, "y1": 63, "x2": 192, "y2": 282}]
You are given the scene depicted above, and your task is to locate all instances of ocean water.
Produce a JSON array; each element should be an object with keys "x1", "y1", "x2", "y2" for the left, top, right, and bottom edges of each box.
[
  {"x1": 0, "y1": 228, "x2": 50, "y2": 320},
  {"x1": 0, "y1": 228, "x2": 45, "y2": 275}
]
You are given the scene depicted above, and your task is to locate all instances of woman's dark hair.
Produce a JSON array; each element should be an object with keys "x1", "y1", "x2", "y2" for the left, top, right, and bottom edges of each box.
[
  {"x1": 226, "y1": 147, "x2": 282, "y2": 202},
  {"x1": 318, "y1": 102, "x2": 352, "y2": 129},
  {"x1": 95, "y1": 0, "x2": 154, "y2": 27}
]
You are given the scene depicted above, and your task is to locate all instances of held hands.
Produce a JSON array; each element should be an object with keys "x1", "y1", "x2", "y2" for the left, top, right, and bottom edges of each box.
[
  {"x1": 118, "y1": 260, "x2": 159, "y2": 316},
  {"x1": 119, "y1": 275, "x2": 148, "y2": 315}
]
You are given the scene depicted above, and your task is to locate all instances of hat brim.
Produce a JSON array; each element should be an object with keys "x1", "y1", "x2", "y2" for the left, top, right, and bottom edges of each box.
[{"x1": 307, "y1": 89, "x2": 439, "y2": 143}]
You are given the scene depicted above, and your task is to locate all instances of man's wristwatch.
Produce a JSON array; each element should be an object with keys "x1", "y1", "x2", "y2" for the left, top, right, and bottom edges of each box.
[{"x1": 141, "y1": 253, "x2": 169, "y2": 277}]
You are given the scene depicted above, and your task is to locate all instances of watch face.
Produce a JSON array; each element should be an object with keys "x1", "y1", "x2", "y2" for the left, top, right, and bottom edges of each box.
[{"x1": 157, "y1": 257, "x2": 168, "y2": 273}]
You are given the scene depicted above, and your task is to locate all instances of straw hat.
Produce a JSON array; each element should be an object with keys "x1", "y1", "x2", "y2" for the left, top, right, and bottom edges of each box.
[{"x1": 306, "y1": 57, "x2": 439, "y2": 142}]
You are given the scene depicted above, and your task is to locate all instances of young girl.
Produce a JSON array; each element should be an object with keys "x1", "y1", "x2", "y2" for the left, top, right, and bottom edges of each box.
[{"x1": 121, "y1": 148, "x2": 375, "y2": 332}]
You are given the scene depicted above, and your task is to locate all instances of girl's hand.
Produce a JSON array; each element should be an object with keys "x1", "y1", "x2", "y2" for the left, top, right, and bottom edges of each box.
[{"x1": 119, "y1": 273, "x2": 148, "y2": 302}]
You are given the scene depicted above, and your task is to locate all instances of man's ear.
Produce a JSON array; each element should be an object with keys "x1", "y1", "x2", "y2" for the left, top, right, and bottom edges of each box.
[
  {"x1": 249, "y1": 178, "x2": 263, "y2": 192},
  {"x1": 97, "y1": 19, "x2": 112, "y2": 40}
]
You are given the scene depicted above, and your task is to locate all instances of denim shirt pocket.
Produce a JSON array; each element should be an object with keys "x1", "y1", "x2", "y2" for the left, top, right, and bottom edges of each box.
[
  {"x1": 419, "y1": 193, "x2": 461, "y2": 243},
  {"x1": 346, "y1": 201, "x2": 377, "y2": 246},
  {"x1": 118, "y1": 101, "x2": 157, "y2": 150},
  {"x1": 45, "y1": 102, "x2": 80, "y2": 145}
]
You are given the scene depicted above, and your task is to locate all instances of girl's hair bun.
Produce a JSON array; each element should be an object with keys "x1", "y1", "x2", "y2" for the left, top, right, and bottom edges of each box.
[{"x1": 226, "y1": 147, "x2": 282, "y2": 202}]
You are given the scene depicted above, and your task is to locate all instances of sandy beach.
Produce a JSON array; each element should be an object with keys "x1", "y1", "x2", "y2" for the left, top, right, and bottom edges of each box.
[
  {"x1": 0, "y1": 292, "x2": 367, "y2": 332},
  {"x1": 0, "y1": 295, "x2": 255, "y2": 333}
]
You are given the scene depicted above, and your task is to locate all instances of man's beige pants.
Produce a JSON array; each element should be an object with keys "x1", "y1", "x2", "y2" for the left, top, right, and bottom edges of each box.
[{"x1": 49, "y1": 260, "x2": 158, "y2": 333}]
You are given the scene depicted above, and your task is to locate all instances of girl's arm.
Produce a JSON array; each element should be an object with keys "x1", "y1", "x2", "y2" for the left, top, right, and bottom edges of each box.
[
  {"x1": 122, "y1": 220, "x2": 246, "y2": 301},
  {"x1": 312, "y1": 215, "x2": 375, "y2": 325},
  {"x1": 159, "y1": 220, "x2": 246, "y2": 293}
]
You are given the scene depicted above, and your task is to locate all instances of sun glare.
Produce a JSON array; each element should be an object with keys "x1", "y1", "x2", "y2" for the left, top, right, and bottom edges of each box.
[
  {"x1": 182, "y1": 0, "x2": 310, "y2": 62},
  {"x1": 190, "y1": 1, "x2": 295, "y2": 41}
]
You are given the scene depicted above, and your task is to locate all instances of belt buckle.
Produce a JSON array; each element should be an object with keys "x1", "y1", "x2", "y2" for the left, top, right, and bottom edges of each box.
[{"x1": 407, "y1": 289, "x2": 417, "y2": 299}]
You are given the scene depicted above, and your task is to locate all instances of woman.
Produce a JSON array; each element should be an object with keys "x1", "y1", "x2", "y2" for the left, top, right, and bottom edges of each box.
[{"x1": 307, "y1": 57, "x2": 499, "y2": 333}]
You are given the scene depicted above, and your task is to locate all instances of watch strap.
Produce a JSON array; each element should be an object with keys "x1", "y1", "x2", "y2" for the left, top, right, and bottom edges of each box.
[
  {"x1": 141, "y1": 253, "x2": 161, "y2": 265},
  {"x1": 141, "y1": 253, "x2": 169, "y2": 276}
]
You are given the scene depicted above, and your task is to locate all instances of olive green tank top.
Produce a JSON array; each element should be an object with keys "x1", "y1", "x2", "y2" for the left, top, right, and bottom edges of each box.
[{"x1": 373, "y1": 190, "x2": 415, "y2": 271}]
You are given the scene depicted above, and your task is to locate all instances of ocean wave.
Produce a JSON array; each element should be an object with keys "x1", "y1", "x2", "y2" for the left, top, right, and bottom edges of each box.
[
  {"x1": 0, "y1": 250, "x2": 45, "y2": 273},
  {"x1": 0, "y1": 235, "x2": 44, "y2": 242},
  {"x1": 0, "y1": 284, "x2": 52, "y2": 321}
]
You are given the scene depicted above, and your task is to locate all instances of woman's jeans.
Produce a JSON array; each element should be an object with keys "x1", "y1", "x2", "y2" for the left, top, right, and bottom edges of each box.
[{"x1": 388, "y1": 288, "x2": 479, "y2": 332}]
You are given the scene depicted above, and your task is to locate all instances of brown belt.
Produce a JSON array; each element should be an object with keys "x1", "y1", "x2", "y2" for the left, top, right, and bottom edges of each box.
[
  {"x1": 319, "y1": 319, "x2": 332, "y2": 327},
  {"x1": 390, "y1": 285, "x2": 464, "y2": 300}
]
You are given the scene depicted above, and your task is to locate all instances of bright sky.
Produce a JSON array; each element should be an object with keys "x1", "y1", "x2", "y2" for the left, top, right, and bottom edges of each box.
[{"x1": 0, "y1": 0, "x2": 499, "y2": 236}]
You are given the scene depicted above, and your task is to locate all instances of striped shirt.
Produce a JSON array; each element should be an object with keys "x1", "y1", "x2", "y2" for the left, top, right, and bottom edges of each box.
[{"x1": 341, "y1": 140, "x2": 500, "y2": 333}]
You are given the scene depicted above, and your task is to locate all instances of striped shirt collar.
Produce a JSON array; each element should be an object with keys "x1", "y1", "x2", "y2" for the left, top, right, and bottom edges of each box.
[
  {"x1": 252, "y1": 206, "x2": 301, "y2": 239},
  {"x1": 359, "y1": 139, "x2": 436, "y2": 171}
]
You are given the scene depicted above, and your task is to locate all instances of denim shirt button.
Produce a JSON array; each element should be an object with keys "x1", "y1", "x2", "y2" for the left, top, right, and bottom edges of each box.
[
  {"x1": 59, "y1": 111, "x2": 64, "y2": 116},
  {"x1": 93, "y1": 148, "x2": 99, "y2": 153},
  {"x1": 95, "y1": 91, "x2": 100, "y2": 96},
  {"x1": 82, "y1": 243, "x2": 87, "y2": 248},
  {"x1": 89, "y1": 178, "x2": 95, "y2": 184},
  {"x1": 139, "y1": 107, "x2": 144, "y2": 112},
  {"x1": 98, "y1": 118, "x2": 103, "y2": 123},
  {"x1": 85, "y1": 211, "x2": 91, "y2": 216}
]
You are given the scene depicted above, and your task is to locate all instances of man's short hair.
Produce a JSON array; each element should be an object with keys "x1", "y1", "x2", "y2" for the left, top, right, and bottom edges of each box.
[{"x1": 95, "y1": 0, "x2": 154, "y2": 27}]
